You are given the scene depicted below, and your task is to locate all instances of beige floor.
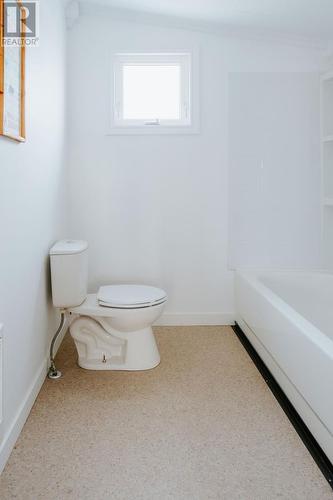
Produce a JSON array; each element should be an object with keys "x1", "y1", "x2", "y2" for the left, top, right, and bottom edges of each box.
[{"x1": 0, "y1": 327, "x2": 332, "y2": 500}]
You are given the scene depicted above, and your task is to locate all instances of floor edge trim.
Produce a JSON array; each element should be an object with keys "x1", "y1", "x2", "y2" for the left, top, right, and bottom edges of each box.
[{"x1": 232, "y1": 322, "x2": 333, "y2": 491}]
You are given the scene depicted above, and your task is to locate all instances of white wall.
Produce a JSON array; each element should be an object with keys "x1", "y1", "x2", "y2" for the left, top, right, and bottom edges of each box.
[
  {"x1": 67, "y1": 7, "x2": 234, "y2": 325},
  {"x1": 67, "y1": 4, "x2": 326, "y2": 324},
  {"x1": 0, "y1": 0, "x2": 67, "y2": 471}
]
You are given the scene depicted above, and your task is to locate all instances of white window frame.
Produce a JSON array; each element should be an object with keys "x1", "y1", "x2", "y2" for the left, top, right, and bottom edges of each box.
[{"x1": 109, "y1": 52, "x2": 199, "y2": 135}]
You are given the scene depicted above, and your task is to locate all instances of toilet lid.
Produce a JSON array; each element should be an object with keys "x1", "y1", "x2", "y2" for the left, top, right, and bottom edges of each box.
[{"x1": 97, "y1": 285, "x2": 167, "y2": 309}]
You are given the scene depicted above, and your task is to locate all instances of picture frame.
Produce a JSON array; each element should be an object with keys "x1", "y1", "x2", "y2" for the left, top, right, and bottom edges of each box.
[{"x1": 0, "y1": 0, "x2": 25, "y2": 142}]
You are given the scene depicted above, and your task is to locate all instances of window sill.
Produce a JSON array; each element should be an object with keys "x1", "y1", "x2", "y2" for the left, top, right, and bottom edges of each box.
[{"x1": 106, "y1": 124, "x2": 200, "y2": 136}]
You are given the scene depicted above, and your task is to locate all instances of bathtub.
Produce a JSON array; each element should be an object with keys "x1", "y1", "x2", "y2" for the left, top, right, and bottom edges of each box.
[{"x1": 235, "y1": 270, "x2": 333, "y2": 464}]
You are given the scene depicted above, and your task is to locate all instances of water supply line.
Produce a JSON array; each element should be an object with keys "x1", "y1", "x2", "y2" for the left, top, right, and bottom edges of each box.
[{"x1": 48, "y1": 311, "x2": 66, "y2": 379}]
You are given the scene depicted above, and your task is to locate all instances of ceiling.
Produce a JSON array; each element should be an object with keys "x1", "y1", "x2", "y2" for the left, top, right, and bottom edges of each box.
[{"x1": 82, "y1": 0, "x2": 333, "y2": 41}]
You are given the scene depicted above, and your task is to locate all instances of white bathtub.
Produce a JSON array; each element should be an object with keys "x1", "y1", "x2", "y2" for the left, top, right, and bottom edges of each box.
[{"x1": 235, "y1": 270, "x2": 333, "y2": 463}]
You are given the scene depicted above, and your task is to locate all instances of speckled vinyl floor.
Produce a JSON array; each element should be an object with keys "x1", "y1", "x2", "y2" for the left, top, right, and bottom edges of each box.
[{"x1": 0, "y1": 326, "x2": 332, "y2": 499}]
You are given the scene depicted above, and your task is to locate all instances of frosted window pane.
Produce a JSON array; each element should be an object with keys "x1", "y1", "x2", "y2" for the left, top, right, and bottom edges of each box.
[{"x1": 123, "y1": 65, "x2": 181, "y2": 120}]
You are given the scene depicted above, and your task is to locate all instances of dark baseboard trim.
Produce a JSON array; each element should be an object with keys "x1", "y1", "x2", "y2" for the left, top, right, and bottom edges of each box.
[{"x1": 232, "y1": 322, "x2": 333, "y2": 490}]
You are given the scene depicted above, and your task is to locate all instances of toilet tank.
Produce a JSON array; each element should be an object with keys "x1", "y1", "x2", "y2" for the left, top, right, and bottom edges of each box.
[{"x1": 50, "y1": 240, "x2": 88, "y2": 308}]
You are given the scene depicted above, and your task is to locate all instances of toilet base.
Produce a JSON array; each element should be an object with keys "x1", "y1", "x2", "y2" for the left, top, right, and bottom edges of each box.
[{"x1": 69, "y1": 316, "x2": 160, "y2": 371}]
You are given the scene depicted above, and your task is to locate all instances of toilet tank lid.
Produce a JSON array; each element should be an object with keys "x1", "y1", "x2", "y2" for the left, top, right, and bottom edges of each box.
[{"x1": 50, "y1": 240, "x2": 88, "y2": 256}]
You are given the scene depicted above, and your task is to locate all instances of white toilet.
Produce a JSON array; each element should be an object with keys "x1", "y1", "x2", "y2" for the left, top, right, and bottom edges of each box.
[{"x1": 49, "y1": 240, "x2": 167, "y2": 371}]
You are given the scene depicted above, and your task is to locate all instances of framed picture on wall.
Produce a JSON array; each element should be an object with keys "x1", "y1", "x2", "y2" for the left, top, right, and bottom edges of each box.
[{"x1": 0, "y1": 0, "x2": 25, "y2": 142}]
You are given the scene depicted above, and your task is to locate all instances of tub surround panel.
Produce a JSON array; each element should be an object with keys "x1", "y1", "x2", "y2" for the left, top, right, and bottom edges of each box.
[{"x1": 229, "y1": 72, "x2": 321, "y2": 269}]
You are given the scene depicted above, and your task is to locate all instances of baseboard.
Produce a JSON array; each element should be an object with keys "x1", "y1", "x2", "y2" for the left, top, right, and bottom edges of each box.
[
  {"x1": 0, "y1": 322, "x2": 68, "y2": 475},
  {"x1": 155, "y1": 312, "x2": 235, "y2": 326},
  {"x1": 0, "y1": 356, "x2": 47, "y2": 474}
]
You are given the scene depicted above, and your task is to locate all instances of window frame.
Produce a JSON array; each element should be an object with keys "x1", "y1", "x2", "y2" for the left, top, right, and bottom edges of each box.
[{"x1": 109, "y1": 52, "x2": 198, "y2": 135}]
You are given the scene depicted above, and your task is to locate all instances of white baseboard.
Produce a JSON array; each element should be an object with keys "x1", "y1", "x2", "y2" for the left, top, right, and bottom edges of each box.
[
  {"x1": 0, "y1": 323, "x2": 68, "y2": 475},
  {"x1": 0, "y1": 356, "x2": 47, "y2": 474},
  {"x1": 155, "y1": 312, "x2": 235, "y2": 326}
]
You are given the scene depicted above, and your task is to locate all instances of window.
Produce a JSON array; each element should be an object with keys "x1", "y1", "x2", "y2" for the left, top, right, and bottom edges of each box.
[{"x1": 112, "y1": 53, "x2": 192, "y2": 131}]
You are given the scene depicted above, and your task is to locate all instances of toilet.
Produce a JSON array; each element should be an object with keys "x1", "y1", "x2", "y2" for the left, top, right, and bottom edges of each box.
[{"x1": 49, "y1": 240, "x2": 167, "y2": 371}]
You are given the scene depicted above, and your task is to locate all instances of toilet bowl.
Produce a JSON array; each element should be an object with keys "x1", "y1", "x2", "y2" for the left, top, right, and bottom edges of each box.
[
  {"x1": 68, "y1": 286, "x2": 166, "y2": 370},
  {"x1": 49, "y1": 240, "x2": 167, "y2": 371}
]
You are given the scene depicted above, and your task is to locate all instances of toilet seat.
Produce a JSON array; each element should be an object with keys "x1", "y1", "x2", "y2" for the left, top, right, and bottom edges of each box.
[
  {"x1": 97, "y1": 285, "x2": 167, "y2": 309},
  {"x1": 68, "y1": 293, "x2": 166, "y2": 318}
]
